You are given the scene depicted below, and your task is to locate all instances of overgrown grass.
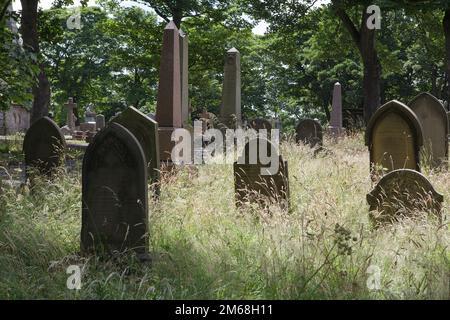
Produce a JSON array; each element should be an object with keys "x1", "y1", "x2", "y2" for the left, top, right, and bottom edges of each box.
[{"x1": 0, "y1": 132, "x2": 448, "y2": 299}]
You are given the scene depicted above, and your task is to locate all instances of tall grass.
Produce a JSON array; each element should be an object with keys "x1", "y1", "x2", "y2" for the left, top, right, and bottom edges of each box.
[{"x1": 0, "y1": 132, "x2": 448, "y2": 299}]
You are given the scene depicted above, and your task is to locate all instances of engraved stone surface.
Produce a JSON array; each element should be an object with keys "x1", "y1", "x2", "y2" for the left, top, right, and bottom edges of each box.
[
  {"x1": 408, "y1": 92, "x2": 448, "y2": 168},
  {"x1": 296, "y1": 119, "x2": 323, "y2": 147},
  {"x1": 365, "y1": 100, "x2": 423, "y2": 176},
  {"x1": 23, "y1": 116, "x2": 66, "y2": 177},
  {"x1": 234, "y1": 138, "x2": 289, "y2": 209},
  {"x1": 367, "y1": 169, "x2": 443, "y2": 227},
  {"x1": 81, "y1": 122, "x2": 148, "y2": 255}
]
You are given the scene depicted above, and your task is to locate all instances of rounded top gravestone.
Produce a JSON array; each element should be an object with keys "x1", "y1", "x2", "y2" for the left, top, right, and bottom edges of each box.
[
  {"x1": 111, "y1": 106, "x2": 160, "y2": 188},
  {"x1": 23, "y1": 116, "x2": 66, "y2": 177},
  {"x1": 365, "y1": 100, "x2": 423, "y2": 176},
  {"x1": 408, "y1": 92, "x2": 448, "y2": 168},
  {"x1": 81, "y1": 122, "x2": 149, "y2": 257},
  {"x1": 295, "y1": 119, "x2": 323, "y2": 147},
  {"x1": 366, "y1": 169, "x2": 443, "y2": 227}
]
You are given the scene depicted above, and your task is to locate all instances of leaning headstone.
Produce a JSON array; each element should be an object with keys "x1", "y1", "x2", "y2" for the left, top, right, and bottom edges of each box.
[
  {"x1": 156, "y1": 21, "x2": 182, "y2": 162},
  {"x1": 81, "y1": 122, "x2": 149, "y2": 257},
  {"x1": 220, "y1": 48, "x2": 241, "y2": 129},
  {"x1": 23, "y1": 117, "x2": 66, "y2": 177},
  {"x1": 296, "y1": 119, "x2": 323, "y2": 148},
  {"x1": 367, "y1": 169, "x2": 443, "y2": 227},
  {"x1": 234, "y1": 138, "x2": 289, "y2": 209},
  {"x1": 95, "y1": 114, "x2": 105, "y2": 130},
  {"x1": 365, "y1": 100, "x2": 423, "y2": 177},
  {"x1": 111, "y1": 106, "x2": 160, "y2": 191},
  {"x1": 408, "y1": 92, "x2": 448, "y2": 168},
  {"x1": 329, "y1": 82, "x2": 343, "y2": 136},
  {"x1": 64, "y1": 97, "x2": 77, "y2": 132},
  {"x1": 179, "y1": 30, "x2": 189, "y2": 128}
]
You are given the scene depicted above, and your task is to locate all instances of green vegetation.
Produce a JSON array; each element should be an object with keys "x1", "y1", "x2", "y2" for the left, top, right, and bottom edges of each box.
[{"x1": 0, "y1": 134, "x2": 448, "y2": 299}]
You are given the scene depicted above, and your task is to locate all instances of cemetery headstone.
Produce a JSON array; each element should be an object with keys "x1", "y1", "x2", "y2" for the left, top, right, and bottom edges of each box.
[
  {"x1": 156, "y1": 21, "x2": 182, "y2": 162},
  {"x1": 367, "y1": 169, "x2": 443, "y2": 227},
  {"x1": 64, "y1": 97, "x2": 77, "y2": 132},
  {"x1": 234, "y1": 138, "x2": 289, "y2": 209},
  {"x1": 220, "y1": 48, "x2": 241, "y2": 129},
  {"x1": 249, "y1": 118, "x2": 272, "y2": 131},
  {"x1": 81, "y1": 122, "x2": 149, "y2": 257},
  {"x1": 365, "y1": 100, "x2": 423, "y2": 177},
  {"x1": 23, "y1": 117, "x2": 66, "y2": 177},
  {"x1": 95, "y1": 114, "x2": 105, "y2": 131},
  {"x1": 111, "y1": 106, "x2": 160, "y2": 192},
  {"x1": 329, "y1": 82, "x2": 343, "y2": 136},
  {"x1": 408, "y1": 92, "x2": 448, "y2": 168},
  {"x1": 296, "y1": 119, "x2": 323, "y2": 148}
]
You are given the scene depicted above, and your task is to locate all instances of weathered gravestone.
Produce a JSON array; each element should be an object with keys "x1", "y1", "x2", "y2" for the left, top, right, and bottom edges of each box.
[
  {"x1": 81, "y1": 122, "x2": 149, "y2": 257},
  {"x1": 220, "y1": 48, "x2": 241, "y2": 129},
  {"x1": 156, "y1": 21, "x2": 182, "y2": 163},
  {"x1": 23, "y1": 117, "x2": 66, "y2": 177},
  {"x1": 95, "y1": 114, "x2": 105, "y2": 130},
  {"x1": 179, "y1": 30, "x2": 189, "y2": 127},
  {"x1": 234, "y1": 138, "x2": 289, "y2": 209},
  {"x1": 329, "y1": 82, "x2": 343, "y2": 136},
  {"x1": 365, "y1": 100, "x2": 423, "y2": 177},
  {"x1": 367, "y1": 169, "x2": 443, "y2": 227},
  {"x1": 295, "y1": 119, "x2": 323, "y2": 148},
  {"x1": 111, "y1": 106, "x2": 160, "y2": 193},
  {"x1": 64, "y1": 97, "x2": 77, "y2": 132},
  {"x1": 249, "y1": 118, "x2": 272, "y2": 131},
  {"x1": 408, "y1": 92, "x2": 448, "y2": 168}
]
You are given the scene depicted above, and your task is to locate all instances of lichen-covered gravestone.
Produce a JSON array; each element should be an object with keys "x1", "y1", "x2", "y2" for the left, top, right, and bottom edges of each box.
[
  {"x1": 365, "y1": 100, "x2": 423, "y2": 177},
  {"x1": 367, "y1": 169, "x2": 443, "y2": 227},
  {"x1": 23, "y1": 116, "x2": 66, "y2": 177},
  {"x1": 296, "y1": 119, "x2": 323, "y2": 148},
  {"x1": 111, "y1": 106, "x2": 160, "y2": 194},
  {"x1": 234, "y1": 138, "x2": 289, "y2": 209},
  {"x1": 408, "y1": 92, "x2": 448, "y2": 168},
  {"x1": 81, "y1": 122, "x2": 149, "y2": 257}
]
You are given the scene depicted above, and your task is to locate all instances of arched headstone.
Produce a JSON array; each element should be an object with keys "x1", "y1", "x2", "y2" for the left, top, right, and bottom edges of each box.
[
  {"x1": 295, "y1": 119, "x2": 323, "y2": 147},
  {"x1": 81, "y1": 122, "x2": 149, "y2": 256},
  {"x1": 408, "y1": 92, "x2": 448, "y2": 168},
  {"x1": 111, "y1": 106, "x2": 160, "y2": 192},
  {"x1": 23, "y1": 117, "x2": 66, "y2": 177},
  {"x1": 234, "y1": 138, "x2": 289, "y2": 209},
  {"x1": 367, "y1": 169, "x2": 443, "y2": 227},
  {"x1": 248, "y1": 118, "x2": 272, "y2": 131},
  {"x1": 365, "y1": 100, "x2": 423, "y2": 177}
]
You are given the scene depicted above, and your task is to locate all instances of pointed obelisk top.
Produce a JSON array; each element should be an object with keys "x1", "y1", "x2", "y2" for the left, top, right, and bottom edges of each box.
[
  {"x1": 228, "y1": 47, "x2": 239, "y2": 53},
  {"x1": 165, "y1": 20, "x2": 178, "y2": 30}
]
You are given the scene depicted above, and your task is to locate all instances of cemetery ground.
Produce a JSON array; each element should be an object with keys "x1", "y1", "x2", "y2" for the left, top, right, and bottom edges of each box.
[{"x1": 0, "y1": 132, "x2": 448, "y2": 300}]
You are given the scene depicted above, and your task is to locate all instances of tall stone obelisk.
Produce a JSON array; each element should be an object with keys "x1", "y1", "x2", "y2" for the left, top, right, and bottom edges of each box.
[
  {"x1": 329, "y1": 82, "x2": 343, "y2": 136},
  {"x1": 220, "y1": 48, "x2": 241, "y2": 129},
  {"x1": 156, "y1": 21, "x2": 182, "y2": 162},
  {"x1": 179, "y1": 30, "x2": 189, "y2": 128}
]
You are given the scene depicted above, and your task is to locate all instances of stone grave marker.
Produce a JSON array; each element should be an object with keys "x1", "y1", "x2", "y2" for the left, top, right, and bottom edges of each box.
[
  {"x1": 64, "y1": 97, "x2": 77, "y2": 132},
  {"x1": 408, "y1": 92, "x2": 448, "y2": 168},
  {"x1": 179, "y1": 30, "x2": 189, "y2": 127},
  {"x1": 367, "y1": 169, "x2": 443, "y2": 227},
  {"x1": 296, "y1": 119, "x2": 323, "y2": 148},
  {"x1": 365, "y1": 100, "x2": 423, "y2": 177},
  {"x1": 111, "y1": 106, "x2": 160, "y2": 192},
  {"x1": 329, "y1": 82, "x2": 343, "y2": 136},
  {"x1": 96, "y1": 114, "x2": 105, "y2": 130},
  {"x1": 81, "y1": 122, "x2": 149, "y2": 257},
  {"x1": 156, "y1": 21, "x2": 182, "y2": 163},
  {"x1": 234, "y1": 138, "x2": 289, "y2": 209},
  {"x1": 23, "y1": 117, "x2": 66, "y2": 177},
  {"x1": 220, "y1": 48, "x2": 241, "y2": 129}
]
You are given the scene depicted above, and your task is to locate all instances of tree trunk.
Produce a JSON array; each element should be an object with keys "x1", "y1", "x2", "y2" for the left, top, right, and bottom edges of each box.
[
  {"x1": 443, "y1": 9, "x2": 450, "y2": 104},
  {"x1": 359, "y1": 9, "x2": 381, "y2": 124},
  {"x1": 20, "y1": 0, "x2": 50, "y2": 123},
  {"x1": 334, "y1": 4, "x2": 381, "y2": 124}
]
